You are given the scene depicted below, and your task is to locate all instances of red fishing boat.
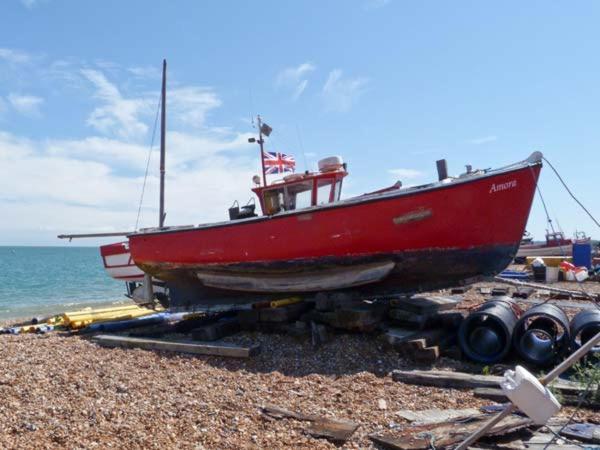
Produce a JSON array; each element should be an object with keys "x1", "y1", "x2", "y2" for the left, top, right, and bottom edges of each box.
[
  {"x1": 516, "y1": 231, "x2": 573, "y2": 258},
  {"x1": 128, "y1": 147, "x2": 543, "y2": 311},
  {"x1": 59, "y1": 61, "x2": 543, "y2": 311}
]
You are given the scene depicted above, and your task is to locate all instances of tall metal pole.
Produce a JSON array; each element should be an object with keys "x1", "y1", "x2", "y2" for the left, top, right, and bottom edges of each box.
[
  {"x1": 257, "y1": 115, "x2": 267, "y2": 187},
  {"x1": 159, "y1": 59, "x2": 167, "y2": 227}
]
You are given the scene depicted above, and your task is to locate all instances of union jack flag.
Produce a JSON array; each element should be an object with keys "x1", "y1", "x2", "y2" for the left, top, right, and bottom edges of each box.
[{"x1": 263, "y1": 151, "x2": 296, "y2": 175}]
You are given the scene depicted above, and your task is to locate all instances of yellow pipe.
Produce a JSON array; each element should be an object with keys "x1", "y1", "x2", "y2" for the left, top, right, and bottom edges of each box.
[{"x1": 270, "y1": 296, "x2": 302, "y2": 308}]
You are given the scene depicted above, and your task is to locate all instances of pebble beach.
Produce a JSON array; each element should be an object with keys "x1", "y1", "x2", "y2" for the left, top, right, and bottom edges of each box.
[{"x1": 1, "y1": 286, "x2": 599, "y2": 450}]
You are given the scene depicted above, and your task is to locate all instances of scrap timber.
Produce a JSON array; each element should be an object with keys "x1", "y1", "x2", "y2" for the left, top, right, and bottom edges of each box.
[
  {"x1": 92, "y1": 334, "x2": 260, "y2": 358},
  {"x1": 391, "y1": 369, "x2": 593, "y2": 397},
  {"x1": 259, "y1": 404, "x2": 359, "y2": 444}
]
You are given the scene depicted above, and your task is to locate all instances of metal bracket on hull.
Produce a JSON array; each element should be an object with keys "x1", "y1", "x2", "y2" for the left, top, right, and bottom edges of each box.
[{"x1": 195, "y1": 261, "x2": 396, "y2": 293}]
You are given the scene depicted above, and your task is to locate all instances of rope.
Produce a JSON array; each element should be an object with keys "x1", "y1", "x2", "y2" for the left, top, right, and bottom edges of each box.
[
  {"x1": 134, "y1": 93, "x2": 162, "y2": 230},
  {"x1": 543, "y1": 156, "x2": 600, "y2": 230},
  {"x1": 527, "y1": 165, "x2": 563, "y2": 257}
]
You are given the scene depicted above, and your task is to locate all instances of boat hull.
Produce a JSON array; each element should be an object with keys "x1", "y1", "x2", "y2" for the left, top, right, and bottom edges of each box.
[
  {"x1": 516, "y1": 244, "x2": 573, "y2": 258},
  {"x1": 100, "y1": 242, "x2": 145, "y2": 282},
  {"x1": 129, "y1": 162, "x2": 541, "y2": 310}
]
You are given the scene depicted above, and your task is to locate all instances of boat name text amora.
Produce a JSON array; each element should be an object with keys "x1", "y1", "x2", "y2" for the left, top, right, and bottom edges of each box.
[{"x1": 489, "y1": 179, "x2": 517, "y2": 194}]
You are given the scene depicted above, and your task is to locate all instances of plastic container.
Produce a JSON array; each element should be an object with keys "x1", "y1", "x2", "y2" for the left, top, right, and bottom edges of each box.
[
  {"x1": 573, "y1": 242, "x2": 593, "y2": 269},
  {"x1": 533, "y1": 266, "x2": 546, "y2": 282},
  {"x1": 531, "y1": 257, "x2": 546, "y2": 268},
  {"x1": 501, "y1": 365, "x2": 561, "y2": 425},
  {"x1": 545, "y1": 266, "x2": 559, "y2": 283},
  {"x1": 575, "y1": 267, "x2": 589, "y2": 282}
]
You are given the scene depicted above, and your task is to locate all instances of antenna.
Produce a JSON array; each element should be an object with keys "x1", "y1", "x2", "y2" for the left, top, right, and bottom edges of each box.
[{"x1": 295, "y1": 124, "x2": 308, "y2": 171}]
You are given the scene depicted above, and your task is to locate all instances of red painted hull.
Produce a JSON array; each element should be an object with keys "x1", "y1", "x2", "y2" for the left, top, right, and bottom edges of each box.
[
  {"x1": 128, "y1": 160, "x2": 541, "y2": 309},
  {"x1": 99, "y1": 241, "x2": 145, "y2": 282}
]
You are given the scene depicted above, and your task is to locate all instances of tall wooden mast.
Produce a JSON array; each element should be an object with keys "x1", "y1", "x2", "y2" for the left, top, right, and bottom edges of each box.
[{"x1": 159, "y1": 59, "x2": 167, "y2": 228}]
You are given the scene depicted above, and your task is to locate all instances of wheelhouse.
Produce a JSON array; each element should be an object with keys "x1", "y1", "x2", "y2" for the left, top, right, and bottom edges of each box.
[{"x1": 252, "y1": 167, "x2": 347, "y2": 216}]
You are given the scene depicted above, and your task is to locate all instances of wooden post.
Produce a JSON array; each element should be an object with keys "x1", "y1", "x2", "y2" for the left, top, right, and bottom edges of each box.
[
  {"x1": 142, "y1": 273, "x2": 153, "y2": 303},
  {"x1": 159, "y1": 59, "x2": 167, "y2": 228}
]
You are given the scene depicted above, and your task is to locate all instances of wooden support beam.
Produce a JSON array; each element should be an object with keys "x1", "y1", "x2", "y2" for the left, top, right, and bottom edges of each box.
[
  {"x1": 391, "y1": 369, "x2": 590, "y2": 396},
  {"x1": 92, "y1": 334, "x2": 260, "y2": 358}
]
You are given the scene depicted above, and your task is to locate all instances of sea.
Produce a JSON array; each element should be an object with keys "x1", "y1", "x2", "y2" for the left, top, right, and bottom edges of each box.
[{"x1": 0, "y1": 246, "x2": 130, "y2": 321}]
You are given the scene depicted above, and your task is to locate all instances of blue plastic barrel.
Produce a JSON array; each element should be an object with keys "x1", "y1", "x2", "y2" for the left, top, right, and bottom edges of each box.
[{"x1": 573, "y1": 242, "x2": 592, "y2": 269}]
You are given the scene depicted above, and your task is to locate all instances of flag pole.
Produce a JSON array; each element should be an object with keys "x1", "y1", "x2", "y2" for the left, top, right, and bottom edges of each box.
[{"x1": 257, "y1": 115, "x2": 267, "y2": 187}]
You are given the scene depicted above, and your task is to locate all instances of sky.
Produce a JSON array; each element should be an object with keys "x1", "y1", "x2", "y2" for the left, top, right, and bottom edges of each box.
[{"x1": 1, "y1": 0, "x2": 600, "y2": 246}]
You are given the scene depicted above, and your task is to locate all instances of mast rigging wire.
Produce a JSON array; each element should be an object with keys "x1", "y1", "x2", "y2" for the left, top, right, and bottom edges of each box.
[
  {"x1": 134, "y1": 93, "x2": 162, "y2": 231},
  {"x1": 543, "y1": 156, "x2": 600, "y2": 230}
]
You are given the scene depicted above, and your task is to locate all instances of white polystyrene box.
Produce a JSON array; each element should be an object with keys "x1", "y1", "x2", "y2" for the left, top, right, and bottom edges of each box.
[{"x1": 501, "y1": 365, "x2": 561, "y2": 425}]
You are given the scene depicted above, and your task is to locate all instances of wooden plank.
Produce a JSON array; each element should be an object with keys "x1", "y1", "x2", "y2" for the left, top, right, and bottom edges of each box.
[
  {"x1": 474, "y1": 387, "x2": 600, "y2": 409},
  {"x1": 369, "y1": 415, "x2": 532, "y2": 450},
  {"x1": 92, "y1": 334, "x2": 260, "y2": 358},
  {"x1": 391, "y1": 369, "x2": 588, "y2": 395},
  {"x1": 306, "y1": 419, "x2": 359, "y2": 443},
  {"x1": 259, "y1": 302, "x2": 309, "y2": 323},
  {"x1": 191, "y1": 317, "x2": 240, "y2": 341},
  {"x1": 390, "y1": 295, "x2": 462, "y2": 314},
  {"x1": 261, "y1": 404, "x2": 313, "y2": 421},
  {"x1": 512, "y1": 287, "x2": 535, "y2": 299},
  {"x1": 395, "y1": 408, "x2": 480, "y2": 425},
  {"x1": 260, "y1": 404, "x2": 359, "y2": 443},
  {"x1": 331, "y1": 304, "x2": 387, "y2": 332},
  {"x1": 384, "y1": 327, "x2": 419, "y2": 346},
  {"x1": 561, "y1": 423, "x2": 600, "y2": 444}
]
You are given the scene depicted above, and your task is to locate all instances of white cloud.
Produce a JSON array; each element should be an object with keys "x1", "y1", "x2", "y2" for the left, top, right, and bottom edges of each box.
[
  {"x1": 0, "y1": 48, "x2": 31, "y2": 64},
  {"x1": 322, "y1": 69, "x2": 368, "y2": 112},
  {"x1": 276, "y1": 62, "x2": 316, "y2": 101},
  {"x1": 46, "y1": 137, "x2": 150, "y2": 170},
  {"x1": 469, "y1": 135, "x2": 497, "y2": 145},
  {"x1": 388, "y1": 168, "x2": 424, "y2": 179},
  {"x1": 169, "y1": 87, "x2": 222, "y2": 128},
  {"x1": 128, "y1": 66, "x2": 161, "y2": 79},
  {"x1": 7, "y1": 93, "x2": 44, "y2": 117},
  {"x1": 81, "y1": 69, "x2": 152, "y2": 139},
  {"x1": 0, "y1": 127, "x2": 260, "y2": 244},
  {"x1": 20, "y1": 0, "x2": 38, "y2": 8}
]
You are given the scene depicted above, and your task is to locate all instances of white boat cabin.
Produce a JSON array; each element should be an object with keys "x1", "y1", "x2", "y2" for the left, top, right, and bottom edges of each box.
[{"x1": 231, "y1": 157, "x2": 347, "y2": 218}]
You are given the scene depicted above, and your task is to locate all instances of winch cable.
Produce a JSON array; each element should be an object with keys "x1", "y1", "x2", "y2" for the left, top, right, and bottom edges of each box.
[
  {"x1": 134, "y1": 93, "x2": 162, "y2": 231},
  {"x1": 542, "y1": 371, "x2": 596, "y2": 450},
  {"x1": 543, "y1": 156, "x2": 600, "y2": 230},
  {"x1": 527, "y1": 165, "x2": 563, "y2": 258},
  {"x1": 541, "y1": 156, "x2": 600, "y2": 304}
]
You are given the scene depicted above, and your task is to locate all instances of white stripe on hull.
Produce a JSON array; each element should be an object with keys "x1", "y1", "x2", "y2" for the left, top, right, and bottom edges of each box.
[
  {"x1": 105, "y1": 265, "x2": 145, "y2": 281},
  {"x1": 105, "y1": 253, "x2": 133, "y2": 267}
]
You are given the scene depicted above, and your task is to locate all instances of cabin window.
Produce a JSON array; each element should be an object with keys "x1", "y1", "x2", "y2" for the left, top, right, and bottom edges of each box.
[
  {"x1": 317, "y1": 178, "x2": 335, "y2": 204},
  {"x1": 263, "y1": 188, "x2": 285, "y2": 215},
  {"x1": 285, "y1": 181, "x2": 313, "y2": 210}
]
